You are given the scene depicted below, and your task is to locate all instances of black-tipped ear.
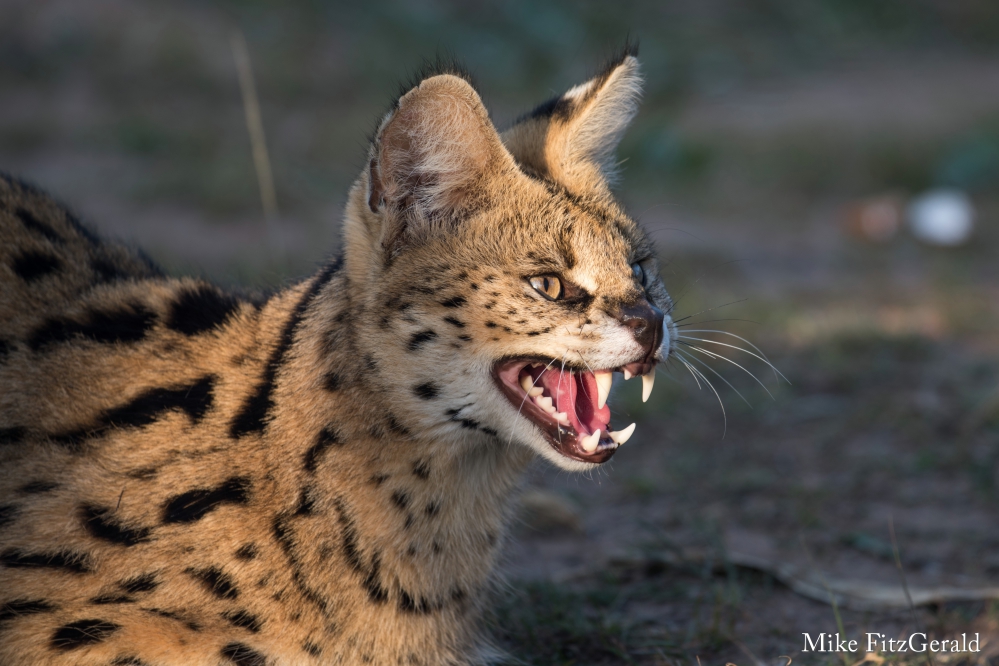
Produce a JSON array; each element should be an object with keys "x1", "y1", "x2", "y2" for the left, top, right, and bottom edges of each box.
[
  {"x1": 502, "y1": 46, "x2": 643, "y2": 191},
  {"x1": 367, "y1": 74, "x2": 514, "y2": 259}
]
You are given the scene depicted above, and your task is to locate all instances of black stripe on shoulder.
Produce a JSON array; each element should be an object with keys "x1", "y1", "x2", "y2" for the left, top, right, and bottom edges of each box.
[
  {"x1": 12, "y1": 250, "x2": 62, "y2": 281},
  {"x1": 161, "y1": 476, "x2": 250, "y2": 524},
  {"x1": 29, "y1": 302, "x2": 157, "y2": 351},
  {"x1": 229, "y1": 260, "x2": 341, "y2": 438},
  {"x1": 104, "y1": 375, "x2": 215, "y2": 429},
  {"x1": 0, "y1": 504, "x2": 19, "y2": 529},
  {"x1": 0, "y1": 426, "x2": 26, "y2": 445},
  {"x1": 15, "y1": 206, "x2": 64, "y2": 245},
  {"x1": 80, "y1": 505, "x2": 152, "y2": 547},
  {"x1": 166, "y1": 284, "x2": 241, "y2": 336},
  {"x1": 0, "y1": 548, "x2": 91, "y2": 573},
  {"x1": 220, "y1": 642, "x2": 267, "y2": 666},
  {"x1": 0, "y1": 599, "x2": 56, "y2": 624},
  {"x1": 49, "y1": 375, "x2": 215, "y2": 451},
  {"x1": 303, "y1": 426, "x2": 342, "y2": 473},
  {"x1": 51, "y1": 618, "x2": 120, "y2": 650}
]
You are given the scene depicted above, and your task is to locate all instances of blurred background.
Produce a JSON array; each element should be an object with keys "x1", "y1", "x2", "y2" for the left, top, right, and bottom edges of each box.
[{"x1": 2, "y1": 1, "x2": 998, "y2": 663}]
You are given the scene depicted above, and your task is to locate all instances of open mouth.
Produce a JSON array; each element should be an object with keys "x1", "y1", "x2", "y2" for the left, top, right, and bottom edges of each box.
[{"x1": 493, "y1": 357, "x2": 656, "y2": 463}]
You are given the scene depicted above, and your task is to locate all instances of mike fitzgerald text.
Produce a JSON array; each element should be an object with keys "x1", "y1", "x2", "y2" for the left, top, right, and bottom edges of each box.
[{"x1": 802, "y1": 633, "x2": 980, "y2": 654}]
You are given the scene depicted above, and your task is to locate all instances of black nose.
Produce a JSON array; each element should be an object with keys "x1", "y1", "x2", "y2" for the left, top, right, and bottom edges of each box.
[{"x1": 619, "y1": 300, "x2": 664, "y2": 354}]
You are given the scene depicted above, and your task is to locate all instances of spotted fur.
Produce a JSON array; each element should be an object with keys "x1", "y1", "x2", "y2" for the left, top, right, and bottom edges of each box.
[{"x1": 0, "y1": 48, "x2": 675, "y2": 665}]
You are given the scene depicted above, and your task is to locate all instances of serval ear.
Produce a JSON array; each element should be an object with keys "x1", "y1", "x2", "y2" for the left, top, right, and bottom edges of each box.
[
  {"x1": 367, "y1": 72, "x2": 516, "y2": 260},
  {"x1": 502, "y1": 46, "x2": 642, "y2": 193}
]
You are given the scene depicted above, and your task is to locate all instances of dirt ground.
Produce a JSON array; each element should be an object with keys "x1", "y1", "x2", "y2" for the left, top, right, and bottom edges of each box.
[{"x1": 2, "y1": 2, "x2": 999, "y2": 664}]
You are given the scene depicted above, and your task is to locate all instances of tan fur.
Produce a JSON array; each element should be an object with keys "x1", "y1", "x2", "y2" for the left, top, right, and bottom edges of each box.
[{"x1": 0, "y1": 51, "x2": 674, "y2": 665}]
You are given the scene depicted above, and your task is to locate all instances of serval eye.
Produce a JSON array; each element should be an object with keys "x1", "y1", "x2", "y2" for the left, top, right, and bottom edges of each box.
[
  {"x1": 529, "y1": 276, "x2": 562, "y2": 301},
  {"x1": 631, "y1": 263, "x2": 645, "y2": 286}
]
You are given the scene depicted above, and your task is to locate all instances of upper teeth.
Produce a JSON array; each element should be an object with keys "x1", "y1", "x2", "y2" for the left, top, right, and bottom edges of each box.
[
  {"x1": 594, "y1": 370, "x2": 612, "y2": 410},
  {"x1": 641, "y1": 372, "x2": 655, "y2": 403}
]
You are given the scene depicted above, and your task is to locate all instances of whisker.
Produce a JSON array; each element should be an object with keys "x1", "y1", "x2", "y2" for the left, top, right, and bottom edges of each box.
[
  {"x1": 679, "y1": 349, "x2": 753, "y2": 408},
  {"x1": 676, "y1": 334, "x2": 788, "y2": 384},
  {"x1": 672, "y1": 352, "x2": 703, "y2": 390},
  {"x1": 676, "y1": 342, "x2": 775, "y2": 400},
  {"x1": 675, "y1": 350, "x2": 727, "y2": 437},
  {"x1": 671, "y1": 299, "x2": 749, "y2": 324}
]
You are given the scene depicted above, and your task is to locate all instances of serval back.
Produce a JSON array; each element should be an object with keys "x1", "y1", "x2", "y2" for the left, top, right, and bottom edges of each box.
[{"x1": 0, "y1": 48, "x2": 675, "y2": 665}]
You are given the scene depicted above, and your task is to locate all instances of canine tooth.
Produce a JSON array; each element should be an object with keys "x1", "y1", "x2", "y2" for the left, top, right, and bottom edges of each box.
[
  {"x1": 623, "y1": 368, "x2": 633, "y2": 381},
  {"x1": 555, "y1": 412, "x2": 569, "y2": 426},
  {"x1": 594, "y1": 370, "x2": 613, "y2": 410},
  {"x1": 641, "y1": 372, "x2": 655, "y2": 403},
  {"x1": 536, "y1": 396, "x2": 553, "y2": 412},
  {"x1": 609, "y1": 423, "x2": 636, "y2": 445},
  {"x1": 520, "y1": 374, "x2": 533, "y2": 393},
  {"x1": 581, "y1": 429, "x2": 601, "y2": 453},
  {"x1": 528, "y1": 386, "x2": 544, "y2": 397}
]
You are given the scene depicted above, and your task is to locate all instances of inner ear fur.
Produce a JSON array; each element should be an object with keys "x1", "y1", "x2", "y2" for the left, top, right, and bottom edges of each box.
[
  {"x1": 368, "y1": 74, "x2": 515, "y2": 259},
  {"x1": 501, "y1": 50, "x2": 643, "y2": 193}
]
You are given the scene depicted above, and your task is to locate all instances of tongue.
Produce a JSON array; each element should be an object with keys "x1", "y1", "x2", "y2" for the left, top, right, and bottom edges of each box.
[{"x1": 532, "y1": 367, "x2": 611, "y2": 436}]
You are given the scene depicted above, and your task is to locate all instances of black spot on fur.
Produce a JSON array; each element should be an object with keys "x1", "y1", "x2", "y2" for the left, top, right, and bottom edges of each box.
[
  {"x1": 0, "y1": 426, "x2": 25, "y2": 446},
  {"x1": 80, "y1": 505, "x2": 151, "y2": 546},
  {"x1": 162, "y1": 476, "x2": 250, "y2": 524},
  {"x1": 166, "y1": 284, "x2": 240, "y2": 336},
  {"x1": 221, "y1": 642, "x2": 267, "y2": 666},
  {"x1": 51, "y1": 618, "x2": 120, "y2": 650},
  {"x1": 0, "y1": 504, "x2": 17, "y2": 528},
  {"x1": 304, "y1": 426, "x2": 341, "y2": 473},
  {"x1": 0, "y1": 599, "x2": 55, "y2": 624},
  {"x1": 407, "y1": 329, "x2": 437, "y2": 351},
  {"x1": 235, "y1": 544, "x2": 257, "y2": 560},
  {"x1": 295, "y1": 487, "x2": 316, "y2": 516},
  {"x1": 370, "y1": 473, "x2": 389, "y2": 486},
  {"x1": 229, "y1": 261, "x2": 340, "y2": 438},
  {"x1": 186, "y1": 566, "x2": 239, "y2": 600},
  {"x1": 439, "y1": 296, "x2": 466, "y2": 308},
  {"x1": 29, "y1": 302, "x2": 156, "y2": 351},
  {"x1": 413, "y1": 382, "x2": 439, "y2": 400},
  {"x1": 0, "y1": 549, "x2": 90, "y2": 573},
  {"x1": 303, "y1": 641, "x2": 322, "y2": 657},
  {"x1": 442, "y1": 316, "x2": 465, "y2": 328},
  {"x1": 0, "y1": 338, "x2": 11, "y2": 360},
  {"x1": 18, "y1": 480, "x2": 59, "y2": 494},
  {"x1": 391, "y1": 491, "x2": 410, "y2": 511},
  {"x1": 12, "y1": 249, "x2": 61, "y2": 281},
  {"x1": 362, "y1": 552, "x2": 388, "y2": 603},
  {"x1": 457, "y1": 334, "x2": 472, "y2": 342},
  {"x1": 111, "y1": 657, "x2": 148, "y2": 666},
  {"x1": 120, "y1": 572, "x2": 159, "y2": 594},
  {"x1": 15, "y1": 206, "x2": 63, "y2": 244},
  {"x1": 127, "y1": 466, "x2": 159, "y2": 480},
  {"x1": 223, "y1": 609, "x2": 262, "y2": 633},
  {"x1": 387, "y1": 415, "x2": 411, "y2": 436},
  {"x1": 89, "y1": 593, "x2": 134, "y2": 605},
  {"x1": 485, "y1": 321, "x2": 497, "y2": 328},
  {"x1": 412, "y1": 460, "x2": 430, "y2": 480},
  {"x1": 322, "y1": 371, "x2": 342, "y2": 391},
  {"x1": 91, "y1": 256, "x2": 127, "y2": 283},
  {"x1": 139, "y1": 607, "x2": 200, "y2": 631},
  {"x1": 425, "y1": 501, "x2": 440, "y2": 517}
]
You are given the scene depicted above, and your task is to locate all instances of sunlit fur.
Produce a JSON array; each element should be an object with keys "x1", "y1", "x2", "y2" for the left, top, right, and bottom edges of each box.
[{"x1": 0, "y1": 49, "x2": 673, "y2": 665}]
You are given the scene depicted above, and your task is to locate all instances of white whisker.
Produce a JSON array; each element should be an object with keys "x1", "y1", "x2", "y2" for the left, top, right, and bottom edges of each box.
[
  {"x1": 677, "y1": 342, "x2": 774, "y2": 400},
  {"x1": 679, "y1": 349, "x2": 753, "y2": 408},
  {"x1": 676, "y1": 334, "x2": 788, "y2": 384},
  {"x1": 675, "y1": 350, "x2": 727, "y2": 436}
]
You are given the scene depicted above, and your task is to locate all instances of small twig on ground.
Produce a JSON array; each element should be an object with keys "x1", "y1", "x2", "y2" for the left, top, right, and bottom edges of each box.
[{"x1": 889, "y1": 515, "x2": 935, "y2": 666}]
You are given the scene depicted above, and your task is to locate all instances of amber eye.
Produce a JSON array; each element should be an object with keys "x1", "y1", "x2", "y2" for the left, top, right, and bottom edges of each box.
[
  {"x1": 632, "y1": 263, "x2": 645, "y2": 286},
  {"x1": 529, "y1": 276, "x2": 563, "y2": 301}
]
